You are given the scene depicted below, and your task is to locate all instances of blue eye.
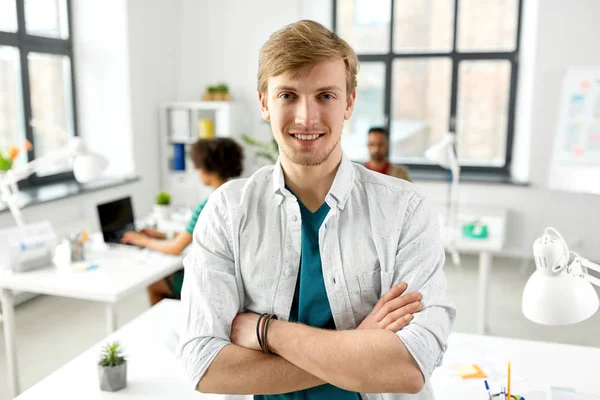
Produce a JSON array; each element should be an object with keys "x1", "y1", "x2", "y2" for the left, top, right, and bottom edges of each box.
[
  {"x1": 280, "y1": 93, "x2": 294, "y2": 100},
  {"x1": 320, "y1": 93, "x2": 334, "y2": 100}
]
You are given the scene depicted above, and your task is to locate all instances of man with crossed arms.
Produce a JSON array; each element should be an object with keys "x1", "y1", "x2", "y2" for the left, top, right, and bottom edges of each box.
[{"x1": 177, "y1": 20, "x2": 455, "y2": 399}]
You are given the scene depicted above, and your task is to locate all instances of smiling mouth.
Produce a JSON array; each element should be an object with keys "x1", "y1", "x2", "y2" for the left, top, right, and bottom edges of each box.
[{"x1": 290, "y1": 133, "x2": 325, "y2": 141}]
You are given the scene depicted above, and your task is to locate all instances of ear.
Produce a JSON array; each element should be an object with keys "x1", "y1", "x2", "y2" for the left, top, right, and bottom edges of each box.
[
  {"x1": 344, "y1": 90, "x2": 356, "y2": 120},
  {"x1": 258, "y1": 91, "x2": 270, "y2": 121}
]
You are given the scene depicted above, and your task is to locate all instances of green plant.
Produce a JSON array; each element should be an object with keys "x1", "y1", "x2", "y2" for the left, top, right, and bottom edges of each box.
[
  {"x1": 0, "y1": 152, "x2": 13, "y2": 172},
  {"x1": 242, "y1": 135, "x2": 279, "y2": 164},
  {"x1": 156, "y1": 192, "x2": 171, "y2": 205},
  {"x1": 207, "y1": 83, "x2": 229, "y2": 94},
  {"x1": 0, "y1": 140, "x2": 31, "y2": 172},
  {"x1": 99, "y1": 342, "x2": 126, "y2": 367}
]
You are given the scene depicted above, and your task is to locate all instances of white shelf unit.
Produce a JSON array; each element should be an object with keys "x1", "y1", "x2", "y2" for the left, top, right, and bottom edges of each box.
[{"x1": 158, "y1": 102, "x2": 239, "y2": 209}]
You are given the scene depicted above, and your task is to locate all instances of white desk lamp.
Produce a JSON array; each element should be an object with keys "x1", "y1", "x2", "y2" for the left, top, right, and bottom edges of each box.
[
  {"x1": 522, "y1": 227, "x2": 600, "y2": 325},
  {"x1": 425, "y1": 132, "x2": 461, "y2": 267},
  {"x1": 0, "y1": 137, "x2": 107, "y2": 227}
]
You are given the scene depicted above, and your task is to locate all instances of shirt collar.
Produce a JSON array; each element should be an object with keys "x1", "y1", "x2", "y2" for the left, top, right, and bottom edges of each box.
[{"x1": 271, "y1": 153, "x2": 354, "y2": 210}]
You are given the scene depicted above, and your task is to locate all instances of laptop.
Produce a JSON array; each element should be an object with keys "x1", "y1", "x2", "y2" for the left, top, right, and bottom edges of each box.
[{"x1": 96, "y1": 196, "x2": 136, "y2": 244}]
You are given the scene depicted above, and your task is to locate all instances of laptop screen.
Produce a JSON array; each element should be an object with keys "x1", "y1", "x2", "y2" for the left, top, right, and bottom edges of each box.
[{"x1": 96, "y1": 197, "x2": 136, "y2": 243}]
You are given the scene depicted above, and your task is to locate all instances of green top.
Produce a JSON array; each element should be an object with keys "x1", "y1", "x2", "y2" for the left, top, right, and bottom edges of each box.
[
  {"x1": 255, "y1": 191, "x2": 361, "y2": 400},
  {"x1": 185, "y1": 198, "x2": 209, "y2": 236},
  {"x1": 172, "y1": 198, "x2": 209, "y2": 297}
]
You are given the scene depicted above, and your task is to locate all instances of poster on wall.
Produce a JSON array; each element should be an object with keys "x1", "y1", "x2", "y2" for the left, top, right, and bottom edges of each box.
[{"x1": 548, "y1": 69, "x2": 600, "y2": 195}]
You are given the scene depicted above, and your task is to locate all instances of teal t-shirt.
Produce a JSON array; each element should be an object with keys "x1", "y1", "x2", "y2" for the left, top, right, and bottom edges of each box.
[
  {"x1": 185, "y1": 198, "x2": 209, "y2": 236},
  {"x1": 255, "y1": 192, "x2": 361, "y2": 400},
  {"x1": 172, "y1": 199, "x2": 209, "y2": 296}
]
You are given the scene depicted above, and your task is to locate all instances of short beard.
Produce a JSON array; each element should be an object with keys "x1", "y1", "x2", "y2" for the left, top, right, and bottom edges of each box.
[
  {"x1": 371, "y1": 154, "x2": 386, "y2": 163},
  {"x1": 283, "y1": 135, "x2": 341, "y2": 166}
]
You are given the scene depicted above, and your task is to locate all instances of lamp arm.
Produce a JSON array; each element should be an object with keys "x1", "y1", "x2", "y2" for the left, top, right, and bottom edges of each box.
[
  {"x1": 9, "y1": 147, "x2": 73, "y2": 182},
  {"x1": 445, "y1": 144, "x2": 461, "y2": 268},
  {"x1": 582, "y1": 258, "x2": 600, "y2": 288},
  {"x1": 0, "y1": 179, "x2": 26, "y2": 227}
]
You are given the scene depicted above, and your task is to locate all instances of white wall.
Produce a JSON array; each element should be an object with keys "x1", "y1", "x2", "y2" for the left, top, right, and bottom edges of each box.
[
  {"x1": 0, "y1": 0, "x2": 180, "y2": 233},
  {"x1": 126, "y1": 0, "x2": 181, "y2": 213},
  {"x1": 74, "y1": 0, "x2": 134, "y2": 177},
  {"x1": 173, "y1": 0, "x2": 600, "y2": 261}
]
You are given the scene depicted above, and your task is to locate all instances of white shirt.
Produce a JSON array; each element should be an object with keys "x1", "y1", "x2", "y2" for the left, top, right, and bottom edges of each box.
[{"x1": 177, "y1": 154, "x2": 456, "y2": 400}]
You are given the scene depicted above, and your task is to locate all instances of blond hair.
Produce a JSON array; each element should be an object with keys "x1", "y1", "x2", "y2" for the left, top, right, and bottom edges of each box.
[{"x1": 257, "y1": 20, "x2": 359, "y2": 96}]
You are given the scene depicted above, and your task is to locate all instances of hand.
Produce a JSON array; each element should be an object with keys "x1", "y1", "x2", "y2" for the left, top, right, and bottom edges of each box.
[
  {"x1": 139, "y1": 228, "x2": 166, "y2": 239},
  {"x1": 358, "y1": 282, "x2": 422, "y2": 332},
  {"x1": 121, "y1": 231, "x2": 151, "y2": 247},
  {"x1": 231, "y1": 312, "x2": 262, "y2": 351}
]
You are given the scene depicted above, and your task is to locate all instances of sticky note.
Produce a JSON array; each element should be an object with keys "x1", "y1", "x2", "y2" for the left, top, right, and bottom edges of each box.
[{"x1": 452, "y1": 364, "x2": 487, "y2": 379}]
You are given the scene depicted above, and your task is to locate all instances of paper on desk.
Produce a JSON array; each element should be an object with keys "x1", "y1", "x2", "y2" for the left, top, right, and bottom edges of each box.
[
  {"x1": 436, "y1": 340, "x2": 525, "y2": 391},
  {"x1": 551, "y1": 388, "x2": 600, "y2": 400}
]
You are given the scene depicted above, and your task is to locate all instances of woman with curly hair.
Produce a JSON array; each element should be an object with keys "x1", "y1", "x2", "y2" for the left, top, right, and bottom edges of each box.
[{"x1": 122, "y1": 137, "x2": 244, "y2": 305}]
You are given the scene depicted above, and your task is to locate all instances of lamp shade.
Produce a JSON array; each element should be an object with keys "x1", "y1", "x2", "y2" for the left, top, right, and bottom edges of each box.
[
  {"x1": 522, "y1": 270, "x2": 600, "y2": 325},
  {"x1": 424, "y1": 133, "x2": 457, "y2": 170},
  {"x1": 73, "y1": 153, "x2": 108, "y2": 183}
]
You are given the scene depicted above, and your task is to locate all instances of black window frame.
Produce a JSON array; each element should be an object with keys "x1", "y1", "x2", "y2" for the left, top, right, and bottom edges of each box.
[
  {"x1": 0, "y1": 0, "x2": 78, "y2": 189},
  {"x1": 333, "y1": 0, "x2": 524, "y2": 177}
]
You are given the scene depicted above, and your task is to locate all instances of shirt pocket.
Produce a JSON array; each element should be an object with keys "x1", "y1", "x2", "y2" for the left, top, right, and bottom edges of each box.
[{"x1": 357, "y1": 267, "x2": 382, "y2": 315}]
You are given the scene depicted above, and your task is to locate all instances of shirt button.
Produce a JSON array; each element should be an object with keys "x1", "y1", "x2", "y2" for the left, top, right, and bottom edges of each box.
[
  {"x1": 292, "y1": 215, "x2": 298, "y2": 222},
  {"x1": 285, "y1": 269, "x2": 292, "y2": 276}
]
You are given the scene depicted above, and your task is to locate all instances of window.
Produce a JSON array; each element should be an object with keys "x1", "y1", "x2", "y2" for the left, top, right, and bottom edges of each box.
[
  {"x1": 0, "y1": 0, "x2": 77, "y2": 187},
  {"x1": 335, "y1": 0, "x2": 522, "y2": 175}
]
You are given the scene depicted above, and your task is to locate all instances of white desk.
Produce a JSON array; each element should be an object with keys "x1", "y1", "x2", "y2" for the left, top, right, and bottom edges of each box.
[
  {"x1": 16, "y1": 300, "x2": 600, "y2": 400},
  {"x1": 0, "y1": 245, "x2": 182, "y2": 398},
  {"x1": 438, "y1": 204, "x2": 508, "y2": 335},
  {"x1": 431, "y1": 332, "x2": 600, "y2": 399}
]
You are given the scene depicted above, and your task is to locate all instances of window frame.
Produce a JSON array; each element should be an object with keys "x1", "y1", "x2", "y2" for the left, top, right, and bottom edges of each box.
[
  {"x1": 0, "y1": 0, "x2": 78, "y2": 188},
  {"x1": 333, "y1": 0, "x2": 524, "y2": 177}
]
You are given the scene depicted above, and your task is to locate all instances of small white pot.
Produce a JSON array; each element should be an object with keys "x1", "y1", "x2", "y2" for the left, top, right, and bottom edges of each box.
[{"x1": 153, "y1": 204, "x2": 171, "y2": 221}]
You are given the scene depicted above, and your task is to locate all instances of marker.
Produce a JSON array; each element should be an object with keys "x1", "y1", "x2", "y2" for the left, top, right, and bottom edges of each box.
[
  {"x1": 507, "y1": 362, "x2": 511, "y2": 400},
  {"x1": 484, "y1": 380, "x2": 492, "y2": 400},
  {"x1": 74, "y1": 264, "x2": 99, "y2": 272}
]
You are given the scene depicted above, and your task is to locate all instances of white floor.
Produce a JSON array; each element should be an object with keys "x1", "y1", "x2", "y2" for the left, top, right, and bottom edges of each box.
[{"x1": 0, "y1": 255, "x2": 599, "y2": 399}]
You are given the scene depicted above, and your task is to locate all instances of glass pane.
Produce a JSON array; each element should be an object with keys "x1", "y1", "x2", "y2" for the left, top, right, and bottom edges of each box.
[
  {"x1": 341, "y1": 62, "x2": 386, "y2": 162},
  {"x1": 0, "y1": 46, "x2": 27, "y2": 167},
  {"x1": 389, "y1": 58, "x2": 452, "y2": 163},
  {"x1": 0, "y1": 0, "x2": 18, "y2": 32},
  {"x1": 28, "y1": 52, "x2": 75, "y2": 175},
  {"x1": 394, "y1": 0, "x2": 455, "y2": 53},
  {"x1": 25, "y1": 0, "x2": 69, "y2": 39},
  {"x1": 457, "y1": 60, "x2": 510, "y2": 166},
  {"x1": 336, "y1": 0, "x2": 391, "y2": 54},
  {"x1": 457, "y1": 0, "x2": 518, "y2": 52}
]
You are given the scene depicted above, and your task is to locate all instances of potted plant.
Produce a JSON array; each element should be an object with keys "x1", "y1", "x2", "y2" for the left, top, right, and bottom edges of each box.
[
  {"x1": 201, "y1": 83, "x2": 232, "y2": 101},
  {"x1": 98, "y1": 341, "x2": 127, "y2": 392},
  {"x1": 242, "y1": 134, "x2": 279, "y2": 164},
  {"x1": 154, "y1": 191, "x2": 171, "y2": 221},
  {"x1": 0, "y1": 140, "x2": 32, "y2": 173}
]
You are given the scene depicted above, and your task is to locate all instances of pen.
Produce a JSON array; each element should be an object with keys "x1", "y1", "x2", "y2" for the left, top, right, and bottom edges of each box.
[
  {"x1": 507, "y1": 362, "x2": 511, "y2": 400},
  {"x1": 484, "y1": 380, "x2": 492, "y2": 400}
]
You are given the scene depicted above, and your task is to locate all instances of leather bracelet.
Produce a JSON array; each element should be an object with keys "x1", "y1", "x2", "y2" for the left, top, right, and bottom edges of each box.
[
  {"x1": 262, "y1": 314, "x2": 278, "y2": 354},
  {"x1": 256, "y1": 313, "x2": 268, "y2": 350},
  {"x1": 261, "y1": 314, "x2": 270, "y2": 352}
]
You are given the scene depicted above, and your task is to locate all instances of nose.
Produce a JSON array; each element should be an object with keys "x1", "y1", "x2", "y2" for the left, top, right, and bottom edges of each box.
[{"x1": 295, "y1": 97, "x2": 319, "y2": 127}]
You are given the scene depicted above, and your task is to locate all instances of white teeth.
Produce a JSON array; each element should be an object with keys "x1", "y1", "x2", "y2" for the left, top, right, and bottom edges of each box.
[{"x1": 293, "y1": 134, "x2": 320, "y2": 141}]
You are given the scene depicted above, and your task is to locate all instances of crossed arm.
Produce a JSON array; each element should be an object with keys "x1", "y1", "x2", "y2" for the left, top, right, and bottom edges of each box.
[{"x1": 197, "y1": 284, "x2": 424, "y2": 395}]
